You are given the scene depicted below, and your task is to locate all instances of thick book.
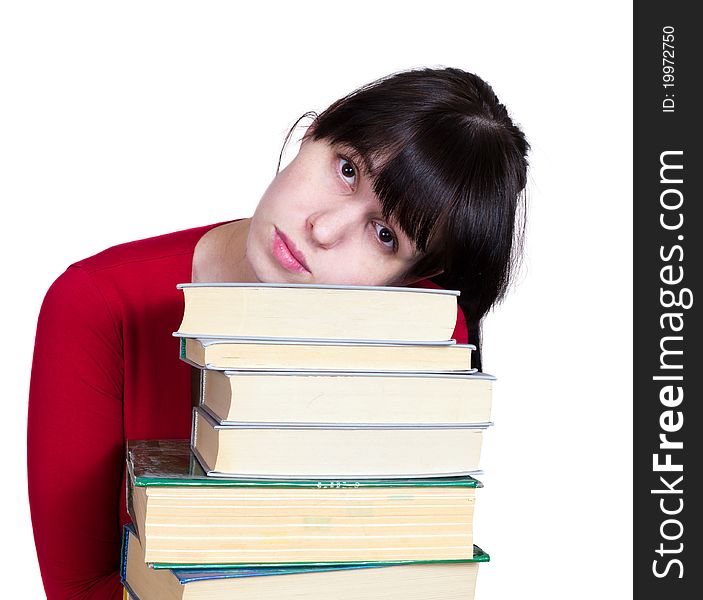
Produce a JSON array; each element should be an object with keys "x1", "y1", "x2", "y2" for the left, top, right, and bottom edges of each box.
[
  {"x1": 121, "y1": 525, "x2": 488, "y2": 600},
  {"x1": 174, "y1": 282, "x2": 459, "y2": 343},
  {"x1": 179, "y1": 337, "x2": 474, "y2": 372},
  {"x1": 127, "y1": 440, "x2": 481, "y2": 567},
  {"x1": 192, "y1": 406, "x2": 488, "y2": 479},
  {"x1": 198, "y1": 369, "x2": 493, "y2": 426}
]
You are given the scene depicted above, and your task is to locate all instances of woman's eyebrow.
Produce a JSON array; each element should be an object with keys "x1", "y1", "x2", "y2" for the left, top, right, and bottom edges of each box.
[{"x1": 335, "y1": 143, "x2": 377, "y2": 177}]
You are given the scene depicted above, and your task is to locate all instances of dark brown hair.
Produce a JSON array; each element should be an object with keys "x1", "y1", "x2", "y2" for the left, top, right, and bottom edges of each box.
[{"x1": 298, "y1": 68, "x2": 529, "y2": 369}]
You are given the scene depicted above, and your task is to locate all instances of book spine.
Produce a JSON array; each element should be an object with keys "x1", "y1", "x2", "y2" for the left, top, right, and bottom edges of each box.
[
  {"x1": 199, "y1": 369, "x2": 206, "y2": 406},
  {"x1": 119, "y1": 525, "x2": 130, "y2": 585},
  {"x1": 191, "y1": 406, "x2": 199, "y2": 450},
  {"x1": 122, "y1": 582, "x2": 140, "y2": 600},
  {"x1": 125, "y1": 458, "x2": 140, "y2": 539}
]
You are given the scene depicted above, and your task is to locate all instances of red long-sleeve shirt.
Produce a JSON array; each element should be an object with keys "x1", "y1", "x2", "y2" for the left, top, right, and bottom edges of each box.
[{"x1": 27, "y1": 222, "x2": 467, "y2": 599}]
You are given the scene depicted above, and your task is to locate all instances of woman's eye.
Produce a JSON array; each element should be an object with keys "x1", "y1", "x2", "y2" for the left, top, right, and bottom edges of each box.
[
  {"x1": 338, "y1": 157, "x2": 356, "y2": 187},
  {"x1": 374, "y1": 222, "x2": 396, "y2": 250}
]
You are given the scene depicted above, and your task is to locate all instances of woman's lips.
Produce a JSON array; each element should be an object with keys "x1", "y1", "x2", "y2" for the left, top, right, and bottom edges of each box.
[{"x1": 272, "y1": 228, "x2": 311, "y2": 274}]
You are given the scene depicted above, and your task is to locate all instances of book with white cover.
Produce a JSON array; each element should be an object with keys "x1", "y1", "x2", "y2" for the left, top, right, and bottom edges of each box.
[
  {"x1": 175, "y1": 282, "x2": 460, "y2": 343},
  {"x1": 192, "y1": 406, "x2": 489, "y2": 479},
  {"x1": 180, "y1": 337, "x2": 474, "y2": 372},
  {"x1": 199, "y1": 369, "x2": 494, "y2": 426}
]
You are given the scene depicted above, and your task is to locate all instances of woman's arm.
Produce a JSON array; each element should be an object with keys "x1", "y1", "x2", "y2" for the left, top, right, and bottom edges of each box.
[{"x1": 28, "y1": 266, "x2": 125, "y2": 600}]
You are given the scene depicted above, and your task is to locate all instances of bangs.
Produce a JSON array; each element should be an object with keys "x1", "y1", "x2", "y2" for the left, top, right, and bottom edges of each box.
[
  {"x1": 308, "y1": 66, "x2": 527, "y2": 305},
  {"x1": 310, "y1": 115, "x2": 455, "y2": 254},
  {"x1": 311, "y1": 111, "x2": 502, "y2": 258},
  {"x1": 302, "y1": 66, "x2": 529, "y2": 368}
]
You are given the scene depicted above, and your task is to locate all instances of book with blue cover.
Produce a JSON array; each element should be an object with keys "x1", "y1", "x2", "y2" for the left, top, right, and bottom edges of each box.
[{"x1": 121, "y1": 524, "x2": 489, "y2": 600}]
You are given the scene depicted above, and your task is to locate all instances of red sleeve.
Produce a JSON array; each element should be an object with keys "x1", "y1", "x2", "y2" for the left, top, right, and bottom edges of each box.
[
  {"x1": 28, "y1": 266, "x2": 125, "y2": 600},
  {"x1": 451, "y1": 302, "x2": 468, "y2": 345}
]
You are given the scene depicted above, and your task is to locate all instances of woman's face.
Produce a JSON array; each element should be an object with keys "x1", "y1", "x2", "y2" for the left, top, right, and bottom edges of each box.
[{"x1": 246, "y1": 138, "x2": 423, "y2": 286}]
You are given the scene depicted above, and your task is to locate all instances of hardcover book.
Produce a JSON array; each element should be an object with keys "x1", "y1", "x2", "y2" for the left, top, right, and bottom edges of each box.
[
  {"x1": 127, "y1": 440, "x2": 481, "y2": 567},
  {"x1": 121, "y1": 524, "x2": 489, "y2": 600},
  {"x1": 175, "y1": 282, "x2": 460, "y2": 343},
  {"x1": 198, "y1": 369, "x2": 493, "y2": 426},
  {"x1": 192, "y1": 406, "x2": 488, "y2": 479},
  {"x1": 179, "y1": 337, "x2": 474, "y2": 372}
]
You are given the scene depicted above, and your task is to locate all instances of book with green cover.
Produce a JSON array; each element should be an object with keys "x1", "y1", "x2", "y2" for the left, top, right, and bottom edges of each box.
[
  {"x1": 121, "y1": 524, "x2": 489, "y2": 600},
  {"x1": 179, "y1": 336, "x2": 474, "y2": 372},
  {"x1": 127, "y1": 440, "x2": 482, "y2": 568}
]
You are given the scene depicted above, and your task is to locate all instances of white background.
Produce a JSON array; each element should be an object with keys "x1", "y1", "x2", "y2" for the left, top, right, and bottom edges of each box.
[{"x1": 1, "y1": 1, "x2": 632, "y2": 597}]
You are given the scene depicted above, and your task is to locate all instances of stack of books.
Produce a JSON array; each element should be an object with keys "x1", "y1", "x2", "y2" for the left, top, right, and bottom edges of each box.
[{"x1": 121, "y1": 283, "x2": 494, "y2": 599}]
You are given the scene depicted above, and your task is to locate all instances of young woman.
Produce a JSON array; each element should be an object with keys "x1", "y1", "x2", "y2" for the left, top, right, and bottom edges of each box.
[{"x1": 27, "y1": 67, "x2": 529, "y2": 599}]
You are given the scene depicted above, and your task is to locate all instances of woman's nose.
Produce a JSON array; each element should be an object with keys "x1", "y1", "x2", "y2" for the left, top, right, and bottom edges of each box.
[{"x1": 306, "y1": 204, "x2": 358, "y2": 249}]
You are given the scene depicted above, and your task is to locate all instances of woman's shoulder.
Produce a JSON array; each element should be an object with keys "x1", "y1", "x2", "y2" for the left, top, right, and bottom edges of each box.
[
  {"x1": 72, "y1": 222, "x2": 229, "y2": 275},
  {"x1": 40, "y1": 222, "x2": 232, "y2": 318}
]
